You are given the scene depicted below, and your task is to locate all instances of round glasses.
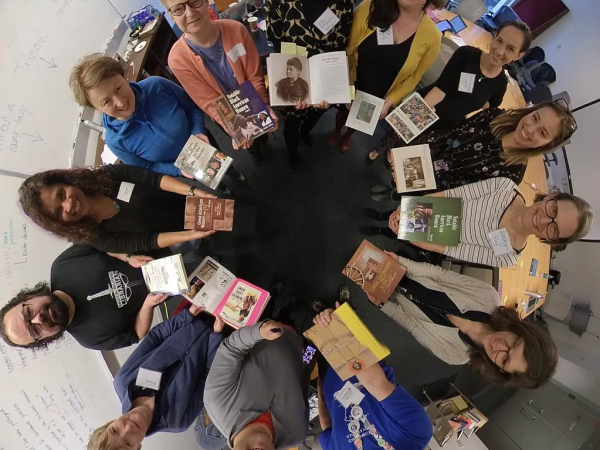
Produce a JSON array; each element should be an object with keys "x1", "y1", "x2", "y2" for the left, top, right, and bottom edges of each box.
[
  {"x1": 168, "y1": 0, "x2": 206, "y2": 16},
  {"x1": 544, "y1": 199, "x2": 560, "y2": 242}
]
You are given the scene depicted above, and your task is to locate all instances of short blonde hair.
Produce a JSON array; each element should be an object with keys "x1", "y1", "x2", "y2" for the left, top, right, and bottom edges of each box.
[
  {"x1": 69, "y1": 53, "x2": 126, "y2": 107},
  {"x1": 87, "y1": 421, "x2": 114, "y2": 450}
]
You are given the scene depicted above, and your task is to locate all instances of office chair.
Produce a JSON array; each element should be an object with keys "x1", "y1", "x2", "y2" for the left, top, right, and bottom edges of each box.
[
  {"x1": 443, "y1": 258, "x2": 499, "y2": 288},
  {"x1": 453, "y1": 0, "x2": 488, "y2": 23},
  {"x1": 481, "y1": 6, "x2": 521, "y2": 31},
  {"x1": 418, "y1": 36, "x2": 460, "y2": 89}
]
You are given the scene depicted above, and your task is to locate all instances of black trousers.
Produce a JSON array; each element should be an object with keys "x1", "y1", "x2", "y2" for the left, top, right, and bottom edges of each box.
[
  {"x1": 283, "y1": 108, "x2": 328, "y2": 156},
  {"x1": 205, "y1": 128, "x2": 241, "y2": 178}
]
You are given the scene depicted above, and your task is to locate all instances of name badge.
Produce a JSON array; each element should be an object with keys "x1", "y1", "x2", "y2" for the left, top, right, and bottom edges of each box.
[
  {"x1": 227, "y1": 43, "x2": 246, "y2": 63},
  {"x1": 117, "y1": 181, "x2": 135, "y2": 202},
  {"x1": 488, "y1": 228, "x2": 514, "y2": 256},
  {"x1": 376, "y1": 27, "x2": 394, "y2": 45},
  {"x1": 458, "y1": 72, "x2": 476, "y2": 93},
  {"x1": 334, "y1": 381, "x2": 365, "y2": 409},
  {"x1": 313, "y1": 7, "x2": 340, "y2": 36},
  {"x1": 135, "y1": 368, "x2": 163, "y2": 390}
]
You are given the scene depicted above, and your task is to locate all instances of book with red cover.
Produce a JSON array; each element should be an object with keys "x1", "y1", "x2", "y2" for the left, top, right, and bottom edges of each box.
[
  {"x1": 342, "y1": 240, "x2": 407, "y2": 305},
  {"x1": 184, "y1": 197, "x2": 234, "y2": 232}
]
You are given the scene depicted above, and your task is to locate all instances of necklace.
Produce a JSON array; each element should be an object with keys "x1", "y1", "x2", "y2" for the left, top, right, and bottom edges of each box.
[
  {"x1": 91, "y1": 197, "x2": 120, "y2": 220},
  {"x1": 478, "y1": 74, "x2": 487, "y2": 83},
  {"x1": 346, "y1": 405, "x2": 395, "y2": 450}
]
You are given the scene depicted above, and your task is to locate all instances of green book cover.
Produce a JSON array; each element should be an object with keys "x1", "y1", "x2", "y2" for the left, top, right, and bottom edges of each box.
[{"x1": 398, "y1": 197, "x2": 462, "y2": 246}]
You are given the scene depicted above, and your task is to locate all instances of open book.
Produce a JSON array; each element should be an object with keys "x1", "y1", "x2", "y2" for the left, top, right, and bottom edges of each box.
[
  {"x1": 213, "y1": 80, "x2": 275, "y2": 148},
  {"x1": 398, "y1": 196, "x2": 462, "y2": 246},
  {"x1": 304, "y1": 303, "x2": 390, "y2": 381},
  {"x1": 267, "y1": 51, "x2": 351, "y2": 106},
  {"x1": 184, "y1": 257, "x2": 271, "y2": 329},
  {"x1": 345, "y1": 90, "x2": 385, "y2": 135},
  {"x1": 174, "y1": 135, "x2": 232, "y2": 190},
  {"x1": 184, "y1": 197, "x2": 234, "y2": 232},
  {"x1": 386, "y1": 92, "x2": 439, "y2": 143},
  {"x1": 141, "y1": 254, "x2": 188, "y2": 295},
  {"x1": 343, "y1": 240, "x2": 406, "y2": 306},
  {"x1": 391, "y1": 144, "x2": 437, "y2": 193}
]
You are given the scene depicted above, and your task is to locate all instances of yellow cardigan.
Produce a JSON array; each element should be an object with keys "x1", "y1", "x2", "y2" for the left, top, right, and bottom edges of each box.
[{"x1": 347, "y1": 0, "x2": 442, "y2": 106}]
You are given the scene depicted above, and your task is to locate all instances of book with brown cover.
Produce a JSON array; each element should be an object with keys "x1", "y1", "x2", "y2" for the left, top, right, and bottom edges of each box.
[
  {"x1": 342, "y1": 240, "x2": 406, "y2": 305},
  {"x1": 184, "y1": 197, "x2": 234, "y2": 232}
]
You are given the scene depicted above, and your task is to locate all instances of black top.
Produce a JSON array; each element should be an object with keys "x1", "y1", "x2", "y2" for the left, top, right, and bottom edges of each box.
[
  {"x1": 91, "y1": 164, "x2": 187, "y2": 254},
  {"x1": 418, "y1": 46, "x2": 508, "y2": 129},
  {"x1": 355, "y1": 31, "x2": 416, "y2": 99},
  {"x1": 51, "y1": 244, "x2": 169, "y2": 350}
]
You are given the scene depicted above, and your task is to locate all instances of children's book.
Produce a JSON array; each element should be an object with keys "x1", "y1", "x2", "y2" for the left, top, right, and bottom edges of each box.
[
  {"x1": 141, "y1": 254, "x2": 188, "y2": 295},
  {"x1": 391, "y1": 144, "x2": 437, "y2": 193},
  {"x1": 267, "y1": 51, "x2": 351, "y2": 106},
  {"x1": 174, "y1": 135, "x2": 233, "y2": 190},
  {"x1": 386, "y1": 92, "x2": 439, "y2": 143},
  {"x1": 184, "y1": 257, "x2": 271, "y2": 329},
  {"x1": 398, "y1": 196, "x2": 462, "y2": 246},
  {"x1": 212, "y1": 80, "x2": 275, "y2": 148},
  {"x1": 345, "y1": 90, "x2": 385, "y2": 135},
  {"x1": 342, "y1": 240, "x2": 406, "y2": 305},
  {"x1": 184, "y1": 197, "x2": 234, "y2": 232},
  {"x1": 304, "y1": 303, "x2": 390, "y2": 381}
]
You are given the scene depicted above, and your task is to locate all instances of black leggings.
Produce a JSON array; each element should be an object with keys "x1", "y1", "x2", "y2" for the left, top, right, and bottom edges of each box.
[{"x1": 283, "y1": 108, "x2": 328, "y2": 155}]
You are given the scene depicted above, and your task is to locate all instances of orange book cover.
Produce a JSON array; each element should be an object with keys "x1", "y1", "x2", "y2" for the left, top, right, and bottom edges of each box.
[{"x1": 184, "y1": 197, "x2": 234, "y2": 232}]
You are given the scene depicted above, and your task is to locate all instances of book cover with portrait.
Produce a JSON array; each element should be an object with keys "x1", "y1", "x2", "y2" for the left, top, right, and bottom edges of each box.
[
  {"x1": 184, "y1": 197, "x2": 235, "y2": 232},
  {"x1": 391, "y1": 144, "x2": 437, "y2": 193},
  {"x1": 174, "y1": 135, "x2": 233, "y2": 190},
  {"x1": 215, "y1": 279, "x2": 271, "y2": 329},
  {"x1": 213, "y1": 80, "x2": 275, "y2": 148},
  {"x1": 398, "y1": 197, "x2": 462, "y2": 245}
]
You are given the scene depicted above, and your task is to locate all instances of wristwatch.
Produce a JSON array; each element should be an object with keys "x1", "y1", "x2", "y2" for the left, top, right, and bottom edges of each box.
[
  {"x1": 188, "y1": 186, "x2": 196, "y2": 197},
  {"x1": 126, "y1": 253, "x2": 133, "y2": 264}
]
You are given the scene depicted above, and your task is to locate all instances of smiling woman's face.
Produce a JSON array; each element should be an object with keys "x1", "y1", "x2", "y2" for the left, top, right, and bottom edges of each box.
[
  {"x1": 88, "y1": 74, "x2": 136, "y2": 120},
  {"x1": 512, "y1": 106, "x2": 562, "y2": 149}
]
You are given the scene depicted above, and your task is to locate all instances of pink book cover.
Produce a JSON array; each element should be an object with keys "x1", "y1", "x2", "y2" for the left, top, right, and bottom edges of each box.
[{"x1": 213, "y1": 279, "x2": 271, "y2": 329}]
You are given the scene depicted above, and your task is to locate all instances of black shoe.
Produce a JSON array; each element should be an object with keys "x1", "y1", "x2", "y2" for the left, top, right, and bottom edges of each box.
[
  {"x1": 301, "y1": 132, "x2": 314, "y2": 150},
  {"x1": 371, "y1": 184, "x2": 391, "y2": 194},
  {"x1": 288, "y1": 154, "x2": 299, "y2": 172},
  {"x1": 309, "y1": 299, "x2": 326, "y2": 313},
  {"x1": 359, "y1": 226, "x2": 382, "y2": 236},
  {"x1": 338, "y1": 284, "x2": 350, "y2": 303},
  {"x1": 365, "y1": 208, "x2": 385, "y2": 221},
  {"x1": 217, "y1": 183, "x2": 233, "y2": 195},
  {"x1": 371, "y1": 192, "x2": 393, "y2": 202}
]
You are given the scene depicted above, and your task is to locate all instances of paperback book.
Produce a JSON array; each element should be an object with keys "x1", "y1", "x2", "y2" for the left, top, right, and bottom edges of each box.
[
  {"x1": 304, "y1": 302, "x2": 390, "y2": 381},
  {"x1": 184, "y1": 197, "x2": 235, "y2": 232},
  {"x1": 141, "y1": 254, "x2": 188, "y2": 295},
  {"x1": 213, "y1": 80, "x2": 275, "y2": 148},
  {"x1": 391, "y1": 144, "x2": 437, "y2": 192},
  {"x1": 267, "y1": 51, "x2": 351, "y2": 106},
  {"x1": 184, "y1": 256, "x2": 271, "y2": 329},
  {"x1": 174, "y1": 135, "x2": 233, "y2": 190},
  {"x1": 342, "y1": 240, "x2": 406, "y2": 305},
  {"x1": 386, "y1": 92, "x2": 439, "y2": 143},
  {"x1": 345, "y1": 90, "x2": 385, "y2": 135},
  {"x1": 398, "y1": 197, "x2": 462, "y2": 246}
]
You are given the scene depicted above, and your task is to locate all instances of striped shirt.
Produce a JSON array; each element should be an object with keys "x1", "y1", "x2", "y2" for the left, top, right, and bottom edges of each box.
[{"x1": 443, "y1": 177, "x2": 524, "y2": 267}]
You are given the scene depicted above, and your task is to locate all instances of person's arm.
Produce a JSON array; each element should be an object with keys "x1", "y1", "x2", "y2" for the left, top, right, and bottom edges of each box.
[
  {"x1": 113, "y1": 146, "x2": 182, "y2": 177},
  {"x1": 410, "y1": 241, "x2": 446, "y2": 253},
  {"x1": 423, "y1": 86, "x2": 446, "y2": 109},
  {"x1": 424, "y1": 45, "x2": 470, "y2": 109},
  {"x1": 134, "y1": 293, "x2": 169, "y2": 340},
  {"x1": 158, "y1": 174, "x2": 216, "y2": 198},
  {"x1": 443, "y1": 177, "x2": 514, "y2": 200},
  {"x1": 444, "y1": 242, "x2": 498, "y2": 266},
  {"x1": 162, "y1": 78, "x2": 207, "y2": 136},
  {"x1": 317, "y1": 378, "x2": 332, "y2": 430},
  {"x1": 93, "y1": 229, "x2": 213, "y2": 254},
  {"x1": 488, "y1": 78, "x2": 508, "y2": 109},
  {"x1": 356, "y1": 363, "x2": 396, "y2": 401},
  {"x1": 107, "y1": 252, "x2": 153, "y2": 268},
  {"x1": 346, "y1": 2, "x2": 369, "y2": 85}
]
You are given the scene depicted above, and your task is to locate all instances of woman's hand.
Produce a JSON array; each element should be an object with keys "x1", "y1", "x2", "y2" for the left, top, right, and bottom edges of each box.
[
  {"x1": 144, "y1": 293, "x2": 169, "y2": 307},
  {"x1": 313, "y1": 301, "x2": 341, "y2": 327},
  {"x1": 196, "y1": 133, "x2": 211, "y2": 144},
  {"x1": 379, "y1": 99, "x2": 393, "y2": 119},
  {"x1": 296, "y1": 100, "x2": 329, "y2": 110},
  {"x1": 383, "y1": 250, "x2": 400, "y2": 261},
  {"x1": 267, "y1": 105, "x2": 279, "y2": 132},
  {"x1": 213, "y1": 315, "x2": 225, "y2": 333},
  {"x1": 260, "y1": 320, "x2": 283, "y2": 340},
  {"x1": 181, "y1": 170, "x2": 194, "y2": 179},
  {"x1": 232, "y1": 138, "x2": 253, "y2": 150},
  {"x1": 388, "y1": 206, "x2": 401, "y2": 235},
  {"x1": 189, "y1": 304, "x2": 205, "y2": 317},
  {"x1": 188, "y1": 229, "x2": 217, "y2": 240},
  {"x1": 128, "y1": 254, "x2": 153, "y2": 268},
  {"x1": 192, "y1": 188, "x2": 217, "y2": 199},
  {"x1": 363, "y1": 290, "x2": 383, "y2": 308}
]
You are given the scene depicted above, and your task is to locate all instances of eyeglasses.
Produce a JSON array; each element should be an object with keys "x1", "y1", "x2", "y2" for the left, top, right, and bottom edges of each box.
[
  {"x1": 21, "y1": 303, "x2": 43, "y2": 342},
  {"x1": 495, "y1": 338, "x2": 519, "y2": 372},
  {"x1": 544, "y1": 199, "x2": 560, "y2": 242},
  {"x1": 553, "y1": 98, "x2": 578, "y2": 133},
  {"x1": 168, "y1": 0, "x2": 206, "y2": 16}
]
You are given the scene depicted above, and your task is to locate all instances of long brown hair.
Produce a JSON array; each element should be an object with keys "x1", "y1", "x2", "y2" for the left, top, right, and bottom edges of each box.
[
  {"x1": 19, "y1": 167, "x2": 116, "y2": 242},
  {"x1": 368, "y1": 0, "x2": 445, "y2": 30},
  {"x1": 490, "y1": 101, "x2": 577, "y2": 165},
  {"x1": 469, "y1": 307, "x2": 558, "y2": 389},
  {"x1": 533, "y1": 192, "x2": 593, "y2": 245}
]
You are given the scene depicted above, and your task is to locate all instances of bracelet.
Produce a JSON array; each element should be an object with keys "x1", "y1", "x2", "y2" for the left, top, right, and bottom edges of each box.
[
  {"x1": 126, "y1": 253, "x2": 133, "y2": 264},
  {"x1": 188, "y1": 186, "x2": 196, "y2": 197}
]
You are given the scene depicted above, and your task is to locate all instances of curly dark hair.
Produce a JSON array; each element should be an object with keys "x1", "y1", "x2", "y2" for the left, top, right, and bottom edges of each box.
[
  {"x1": 469, "y1": 307, "x2": 558, "y2": 389},
  {"x1": 0, "y1": 282, "x2": 65, "y2": 349},
  {"x1": 19, "y1": 167, "x2": 116, "y2": 243}
]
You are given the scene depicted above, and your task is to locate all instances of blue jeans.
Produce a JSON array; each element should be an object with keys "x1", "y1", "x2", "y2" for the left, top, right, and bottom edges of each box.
[{"x1": 194, "y1": 407, "x2": 228, "y2": 450}]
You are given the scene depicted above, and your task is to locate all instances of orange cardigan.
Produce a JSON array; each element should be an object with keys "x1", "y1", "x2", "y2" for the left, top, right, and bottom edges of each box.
[{"x1": 168, "y1": 20, "x2": 268, "y2": 132}]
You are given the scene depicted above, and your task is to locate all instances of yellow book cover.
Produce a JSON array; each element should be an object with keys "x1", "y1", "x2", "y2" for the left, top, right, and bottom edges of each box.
[{"x1": 304, "y1": 303, "x2": 390, "y2": 380}]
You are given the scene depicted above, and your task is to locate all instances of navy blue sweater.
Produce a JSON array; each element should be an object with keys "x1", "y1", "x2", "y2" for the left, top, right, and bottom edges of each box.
[
  {"x1": 114, "y1": 309, "x2": 223, "y2": 435},
  {"x1": 103, "y1": 77, "x2": 206, "y2": 177}
]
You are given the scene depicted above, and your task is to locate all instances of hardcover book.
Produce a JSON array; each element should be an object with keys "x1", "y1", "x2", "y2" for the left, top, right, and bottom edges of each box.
[
  {"x1": 391, "y1": 144, "x2": 437, "y2": 193},
  {"x1": 304, "y1": 302, "x2": 390, "y2": 381},
  {"x1": 267, "y1": 51, "x2": 351, "y2": 106},
  {"x1": 184, "y1": 197, "x2": 234, "y2": 232},
  {"x1": 345, "y1": 90, "x2": 385, "y2": 135},
  {"x1": 398, "y1": 196, "x2": 462, "y2": 246},
  {"x1": 212, "y1": 80, "x2": 275, "y2": 148},
  {"x1": 342, "y1": 240, "x2": 406, "y2": 305},
  {"x1": 174, "y1": 135, "x2": 233, "y2": 190},
  {"x1": 386, "y1": 92, "x2": 439, "y2": 143},
  {"x1": 184, "y1": 257, "x2": 271, "y2": 329},
  {"x1": 141, "y1": 254, "x2": 188, "y2": 295}
]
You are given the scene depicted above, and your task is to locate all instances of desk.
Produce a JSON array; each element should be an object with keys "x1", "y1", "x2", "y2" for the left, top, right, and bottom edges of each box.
[{"x1": 434, "y1": 9, "x2": 549, "y2": 318}]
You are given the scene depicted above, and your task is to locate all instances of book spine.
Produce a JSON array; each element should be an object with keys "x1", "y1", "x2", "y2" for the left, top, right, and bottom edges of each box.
[{"x1": 212, "y1": 97, "x2": 239, "y2": 145}]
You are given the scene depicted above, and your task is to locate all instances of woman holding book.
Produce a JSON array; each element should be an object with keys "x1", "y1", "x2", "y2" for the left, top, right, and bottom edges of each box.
[
  {"x1": 19, "y1": 164, "x2": 218, "y2": 254},
  {"x1": 164, "y1": 0, "x2": 278, "y2": 166},
  {"x1": 327, "y1": 0, "x2": 444, "y2": 153},
  {"x1": 361, "y1": 177, "x2": 593, "y2": 268},
  {"x1": 69, "y1": 54, "x2": 243, "y2": 194},
  {"x1": 265, "y1": 0, "x2": 353, "y2": 172},
  {"x1": 359, "y1": 254, "x2": 558, "y2": 388},
  {"x1": 369, "y1": 100, "x2": 578, "y2": 199}
]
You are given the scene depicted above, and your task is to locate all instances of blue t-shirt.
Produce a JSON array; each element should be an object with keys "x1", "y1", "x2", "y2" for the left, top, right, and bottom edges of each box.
[
  {"x1": 319, "y1": 365, "x2": 432, "y2": 450},
  {"x1": 185, "y1": 36, "x2": 238, "y2": 93}
]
